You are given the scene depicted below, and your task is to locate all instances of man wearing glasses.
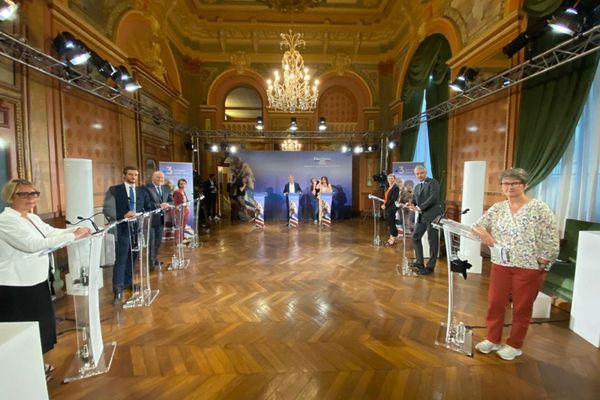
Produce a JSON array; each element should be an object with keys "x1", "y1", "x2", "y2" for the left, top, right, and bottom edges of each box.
[{"x1": 405, "y1": 165, "x2": 443, "y2": 275}]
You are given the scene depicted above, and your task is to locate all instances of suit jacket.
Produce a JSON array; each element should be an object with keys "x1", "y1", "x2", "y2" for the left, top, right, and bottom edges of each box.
[
  {"x1": 283, "y1": 182, "x2": 302, "y2": 196},
  {"x1": 103, "y1": 183, "x2": 145, "y2": 231},
  {"x1": 142, "y1": 183, "x2": 173, "y2": 227},
  {"x1": 412, "y1": 177, "x2": 443, "y2": 223},
  {"x1": 384, "y1": 184, "x2": 400, "y2": 209}
]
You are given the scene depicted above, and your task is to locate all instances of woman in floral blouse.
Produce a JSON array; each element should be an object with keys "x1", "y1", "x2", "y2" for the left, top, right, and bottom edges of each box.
[{"x1": 473, "y1": 168, "x2": 559, "y2": 361}]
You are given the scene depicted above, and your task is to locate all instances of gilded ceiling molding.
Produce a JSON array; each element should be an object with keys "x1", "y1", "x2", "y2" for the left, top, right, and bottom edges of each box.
[
  {"x1": 230, "y1": 51, "x2": 250, "y2": 74},
  {"x1": 332, "y1": 53, "x2": 352, "y2": 76},
  {"x1": 444, "y1": 0, "x2": 505, "y2": 45}
]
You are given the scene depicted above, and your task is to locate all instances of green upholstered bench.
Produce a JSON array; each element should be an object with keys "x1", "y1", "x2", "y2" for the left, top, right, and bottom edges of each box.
[{"x1": 543, "y1": 219, "x2": 600, "y2": 302}]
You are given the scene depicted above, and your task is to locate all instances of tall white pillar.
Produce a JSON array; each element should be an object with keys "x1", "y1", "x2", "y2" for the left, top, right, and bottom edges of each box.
[
  {"x1": 460, "y1": 161, "x2": 486, "y2": 274},
  {"x1": 63, "y1": 159, "x2": 99, "y2": 294}
]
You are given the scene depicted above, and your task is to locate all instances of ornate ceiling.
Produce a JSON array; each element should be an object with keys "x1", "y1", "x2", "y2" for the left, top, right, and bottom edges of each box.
[{"x1": 168, "y1": 0, "x2": 435, "y2": 63}]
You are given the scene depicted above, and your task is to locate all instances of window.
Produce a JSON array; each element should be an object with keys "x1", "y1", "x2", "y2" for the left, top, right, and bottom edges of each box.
[
  {"x1": 412, "y1": 90, "x2": 432, "y2": 176},
  {"x1": 224, "y1": 87, "x2": 262, "y2": 120}
]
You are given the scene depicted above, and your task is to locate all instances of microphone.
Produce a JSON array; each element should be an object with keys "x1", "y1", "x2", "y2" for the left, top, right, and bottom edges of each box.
[
  {"x1": 461, "y1": 208, "x2": 470, "y2": 215},
  {"x1": 76, "y1": 212, "x2": 104, "y2": 233}
]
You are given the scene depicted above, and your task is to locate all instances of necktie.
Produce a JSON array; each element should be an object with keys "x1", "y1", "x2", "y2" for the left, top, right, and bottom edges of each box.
[
  {"x1": 157, "y1": 185, "x2": 162, "y2": 199},
  {"x1": 129, "y1": 186, "x2": 135, "y2": 211}
]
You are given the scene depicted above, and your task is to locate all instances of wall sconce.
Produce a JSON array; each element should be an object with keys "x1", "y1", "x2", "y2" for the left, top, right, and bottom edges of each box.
[
  {"x1": 255, "y1": 116, "x2": 264, "y2": 131},
  {"x1": 289, "y1": 117, "x2": 298, "y2": 132},
  {"x1": 318, "y1": 117, "x2": 327, "y2": 131}
]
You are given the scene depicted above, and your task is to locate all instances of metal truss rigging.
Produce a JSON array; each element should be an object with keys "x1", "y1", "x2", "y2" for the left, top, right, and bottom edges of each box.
[
  {"x1": 395, "y1": 24, "x2": 600, "y2": 134},
  {"x1": 0, "y1": 31, "x2": 197, "y2": 135}
]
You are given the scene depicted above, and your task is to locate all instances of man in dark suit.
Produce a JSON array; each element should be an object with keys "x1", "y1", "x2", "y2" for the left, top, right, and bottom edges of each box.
[
  {"x1": 283, "y1": 175, "x2": 302, "y2": 225},
  {"x1": 103, "y1": 166, "x2": 145, "y2": 304},
  {"x1": 142, "y1": 171, "x2": 173, "y2": 270},
  {"x1": 406, "y1": 165, "x2": 443, "y2": 275}
]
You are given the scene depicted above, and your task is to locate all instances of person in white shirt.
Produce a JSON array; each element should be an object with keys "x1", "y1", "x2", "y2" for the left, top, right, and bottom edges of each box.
[{"x1": 0, "y1": 179, "x2": 90, "y2": 381}]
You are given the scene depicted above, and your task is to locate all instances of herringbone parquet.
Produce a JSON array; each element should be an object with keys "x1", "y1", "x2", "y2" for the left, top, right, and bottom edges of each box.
[{"x1": 47, "y1": 219, "x2": 600, "y2": 399}]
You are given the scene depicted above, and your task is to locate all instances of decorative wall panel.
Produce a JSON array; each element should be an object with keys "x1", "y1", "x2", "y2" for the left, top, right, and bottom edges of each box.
[{"x1": 62, "y1": 90, "x2": 123, "y2": 204}]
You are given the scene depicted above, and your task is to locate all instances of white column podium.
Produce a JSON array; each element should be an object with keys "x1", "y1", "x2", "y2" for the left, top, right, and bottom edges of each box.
[
  {"x1": 0, "y1": 322, "x2": 49, "y2": 399},
  {"x1": 570, "y1": 231, "x2": 600, "y2": 347}
]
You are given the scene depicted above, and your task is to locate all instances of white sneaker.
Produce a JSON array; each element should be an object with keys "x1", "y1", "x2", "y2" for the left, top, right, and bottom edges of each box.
[
  {"x1": 475, "y1": 339, "x2": 502, "y2": 354},
  {"x1": 214, "y1": 216, "x2": 221, "y2": 220},
  {"x1": 497, "y1": 345, "x2": 523, "y2": 360},
  {"x1": 313, "y1": 220, "x2": 318, "y2": 224}
]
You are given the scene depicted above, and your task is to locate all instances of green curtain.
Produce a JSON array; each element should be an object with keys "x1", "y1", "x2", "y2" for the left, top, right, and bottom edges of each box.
[
  {"x1": 515, "y1": 52, "x2": 599, "y2": 189},
  {"x1": 400, "y1": 34, "x2": 451, "y2": 167},
  {"x1": 523, "y1": 0, "x2": 564, "y2": 17},
  {"x1": 515, "y1": 2, "x2": 600, "y2": 189}
]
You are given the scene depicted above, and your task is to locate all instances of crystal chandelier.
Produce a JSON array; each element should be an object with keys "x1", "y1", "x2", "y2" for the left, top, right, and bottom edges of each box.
[
  {"x1": 281, "y1": 138, "x2": 302, "y2": 151},
  {"x1": 266, "y1": 31, "x2": 319, "y2": 113}
]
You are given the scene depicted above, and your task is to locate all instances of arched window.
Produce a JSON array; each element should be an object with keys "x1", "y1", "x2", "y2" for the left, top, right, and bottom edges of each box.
[{"x1": 224, "y1": 87, "x2": 262, "y2": 121}]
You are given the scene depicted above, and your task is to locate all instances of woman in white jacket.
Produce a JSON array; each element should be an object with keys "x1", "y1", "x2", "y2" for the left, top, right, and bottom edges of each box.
[{"x1": 0, "y1": 179, "x2": 90, "y2": 380}]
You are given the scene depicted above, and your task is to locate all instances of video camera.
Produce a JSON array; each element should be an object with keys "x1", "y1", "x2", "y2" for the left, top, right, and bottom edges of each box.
[{"x1": 372, "y1": 172, "x2": 387, "y2": 188}]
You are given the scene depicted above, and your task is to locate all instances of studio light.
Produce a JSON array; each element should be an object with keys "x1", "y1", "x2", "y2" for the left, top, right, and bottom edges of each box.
[
  {"x1": 111, "y1": 65, "x2": 141, "y2": 92},
  {"x1": 353, "y1": 145, "x2": 364, "y2": 154},
  {"x1": 289, "y1": 117, "x2": 298, "y2": 132},
  {"x1": 210, "y1": 144, "x2": 219, "y2": 153},
  {"x1": 449, "y1": 67, "x2": 478, "y2": 93},
  {"x1": 52, "y1": 32, "x2": 91, "y2": 66},
  {"x1": 318, "y1": 117, "x2": 327, "y2": 131},
  {"x1": 388, "y1": 141, "x2": 396, "y2": 150},
  {"x1": 89, "y1": 52, "x2": 116, "y2": 79},
  {"x1": 340, "y1": 145, "x2": 350, "y2": 153},
  {"x1": 255, "y1": 116, "x2": 264, "y2": 131},
  {"x1": 0, "y1": 0, "x2": 18, "y2": 21},
  {"x1": 548, "y1": 12, "x2": 581, "y2": 36},
  {"x1": 502, "y1": 32, "x2": 530, "y2": 58}
]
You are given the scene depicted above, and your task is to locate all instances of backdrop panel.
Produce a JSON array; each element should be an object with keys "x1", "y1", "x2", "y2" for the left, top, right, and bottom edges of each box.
[{"x1": 232, "y1": 151, "x2": 352, "y2": 221}]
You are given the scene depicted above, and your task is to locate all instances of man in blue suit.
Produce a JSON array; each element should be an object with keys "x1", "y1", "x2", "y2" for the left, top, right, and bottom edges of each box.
[
  {"x1": 406, "y1": 165, "x2": 443, "y2": 275},
  {"x1": 103, "y1": 166, "x2": 145, "y2": 304},
  {"x1": 142, "y1": 171, "x2": 173, "y2": 270}
]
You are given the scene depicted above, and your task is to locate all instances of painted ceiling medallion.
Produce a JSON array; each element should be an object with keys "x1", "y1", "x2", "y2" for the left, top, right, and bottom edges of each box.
[{"x1": 258, "y1": 0, "x2": 325, "y2": 13}]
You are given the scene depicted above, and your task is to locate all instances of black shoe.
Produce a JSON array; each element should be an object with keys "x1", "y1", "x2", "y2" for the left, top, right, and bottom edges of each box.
[
  {"x1": 409, "y1": 262, "x2": 424, "y2": 270},
  {"x1": 113, "y1": 291, "x2": 123, "y2": 304},
  {"x1": 418, "y1": 267, "x2": 434, "y2": 275}
]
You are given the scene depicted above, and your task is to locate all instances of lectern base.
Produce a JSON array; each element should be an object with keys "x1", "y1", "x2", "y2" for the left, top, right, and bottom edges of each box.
[
  {"x1": 435, "y1": 322, "x2": 473, "y2": 357},
  {"x1": 63, "y1": 341, "x2": 117, "y2": 383},
  {"x1": 123, "y1": 289, "x2": 159, "y2": 309},
  {"x1": 396, "y1": 262, "x2": 419, "y2": 276}
]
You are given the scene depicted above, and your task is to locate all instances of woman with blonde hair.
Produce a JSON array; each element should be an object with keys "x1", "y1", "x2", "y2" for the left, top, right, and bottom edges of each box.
[{"x1": 0, "y1": 179, "x2": 91, "y2": 380}]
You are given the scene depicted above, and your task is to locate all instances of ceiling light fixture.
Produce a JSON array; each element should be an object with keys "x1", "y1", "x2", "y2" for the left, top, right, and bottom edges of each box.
[{"x1": 266, "y1": 31, "x2": 319, "y2": 113}]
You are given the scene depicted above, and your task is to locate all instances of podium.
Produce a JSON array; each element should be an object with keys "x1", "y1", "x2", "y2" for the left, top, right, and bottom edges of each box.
[
  {"x1": 368, "y1": 193, "x2": 384, "y2": 245},
  {"x1": 188, "y1": 196, "x2": 203, "y2": 248},
  {"x1": 252, "y1": 193, "x2": 266, "y2": 229},
  {"x1": 167, "y1": 204, "x2": 190, "y2": 270},
  {"x1": 288, "y1": 193, "x2": 300, "y2": 228},
  {"x1": 320, "y1": 192, "x2": 332, "y2": 227},
  {"x1": 397, "y1": 205, "x2": 419, "y2": 277},
  {"x1": 123, "y1": 212, "x2": 160, "y2": 308},
  {"x1": 47, "y1": 229, "x2": 117, "y2": 382},
  {"x1": 433, "y1": 218, "x2": 482, "y2": 356}
]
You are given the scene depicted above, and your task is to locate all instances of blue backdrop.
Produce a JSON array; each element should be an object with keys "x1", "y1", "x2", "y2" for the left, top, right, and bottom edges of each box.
[{"x1": 232, "y1": 151, "x2": 352, "y2": 221}]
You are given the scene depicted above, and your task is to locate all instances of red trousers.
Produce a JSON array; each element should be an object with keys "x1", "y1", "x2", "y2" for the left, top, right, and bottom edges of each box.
[{"x1": 486, "y1": 263, "x2": 546, "y2": 349}]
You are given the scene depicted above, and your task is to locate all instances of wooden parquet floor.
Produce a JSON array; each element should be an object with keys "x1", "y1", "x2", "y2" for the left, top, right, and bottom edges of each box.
[{"x1": 47, "y1": 219, "x2": 600, "y2": 399}]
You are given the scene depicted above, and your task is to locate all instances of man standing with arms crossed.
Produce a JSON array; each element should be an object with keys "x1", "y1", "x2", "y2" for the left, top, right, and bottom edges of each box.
[{"x1": 405, "y1": 165, "x2": 443, "y2": 275}]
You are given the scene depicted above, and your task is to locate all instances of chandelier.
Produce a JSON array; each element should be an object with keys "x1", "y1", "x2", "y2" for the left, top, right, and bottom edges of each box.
[
  {"x1": 266, "y1": 31, "x2": 319, "y2": 113},
  {"x1": 281, "y1": 138, "x2": 302, "y2": 151}
]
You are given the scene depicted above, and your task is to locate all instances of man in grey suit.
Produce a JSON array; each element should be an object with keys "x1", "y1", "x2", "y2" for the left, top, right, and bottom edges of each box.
[
  {"x1": 142, "y1": 171, "x2": 173, "y2": 270},
  {"x1": 406, "y1": 165, "x2": 443, "y2": 275}
]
